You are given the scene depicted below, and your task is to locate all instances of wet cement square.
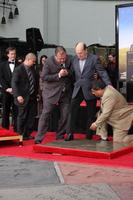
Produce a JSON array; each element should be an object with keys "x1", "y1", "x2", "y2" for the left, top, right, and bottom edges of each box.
[{"x1": 44, "y1": 139, "x2": 131, "y2": 152}]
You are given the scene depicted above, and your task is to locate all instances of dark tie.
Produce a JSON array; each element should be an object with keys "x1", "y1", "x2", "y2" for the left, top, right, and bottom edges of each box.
[{"x1": 27, "y1": 69, "x2": 34, "y2": 95}]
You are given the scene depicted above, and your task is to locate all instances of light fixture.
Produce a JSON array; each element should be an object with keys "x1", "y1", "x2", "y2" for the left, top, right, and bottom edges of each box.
[
  {"x1": 1, "y1": 16, "x2": 6, "y2": 24},
  {"x1": 8, "y1": 9, "x2": 13, "y2": 19},
  {"x1": 0, "y1": 0, "x2": 19, "y2": 24},
  {"x1": 14, "y1": 6, "x2": 19, "y2": 15}
]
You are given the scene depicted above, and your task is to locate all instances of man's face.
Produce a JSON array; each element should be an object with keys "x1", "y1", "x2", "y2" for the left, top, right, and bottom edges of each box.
[
  {"x1": 108, "y1": 55, "x2": 115, "y2": 63},
  {"x1": 55, "y1": 51, "x2": 67, "y2": 64},
  {"x1": 28, "y1": 58, "x2": 36, "y2": 67},
  {"x1": 75, "y1": 47, "x2": 87, "y2": 60},
  {"x1": 7, "y1": 50, "x2": 16, "y2": 61},
  {"x1": 91, "y1": 89, "x2": 103, "y2": 97}
]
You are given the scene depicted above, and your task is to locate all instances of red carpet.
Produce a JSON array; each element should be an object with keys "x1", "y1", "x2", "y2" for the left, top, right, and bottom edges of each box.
[{"x1": 0, "y1": 132, "x2": 133, "y2": 169}]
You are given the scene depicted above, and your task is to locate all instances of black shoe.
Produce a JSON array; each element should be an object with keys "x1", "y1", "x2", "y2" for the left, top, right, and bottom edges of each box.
[
  {"x1": 23, "y1": 135, "x2": 34, "y2": 140},
  {"x1": 56, "y1": 135, "x2": 64, "y2": 140},
  {"x1": 34, "y1": 140, "x2": 41, "y2": 144},
  {"x1": 86, "y1": 134, "x2": 93, "y2": 140},
  {"x1": 28, "y1": 135, "x2": 34, "y2": 140},
  {"x1": 65, "y1": 133, "x2": 74, "y2": 141},
  {"x1": 23, "y1": 136, "x2": 29, "y2": 140}
]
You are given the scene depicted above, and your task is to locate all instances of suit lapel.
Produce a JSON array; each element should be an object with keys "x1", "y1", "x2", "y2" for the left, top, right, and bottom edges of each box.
[
  {"x1": 5, "y1": 62, "x2": 12, "y2": 77},
  {"x1": 75, "y1": 58, "x2": 82, "y2": 75},
  {"x1": 82, "y1": 55, "x2": 92, "y2": 74}
]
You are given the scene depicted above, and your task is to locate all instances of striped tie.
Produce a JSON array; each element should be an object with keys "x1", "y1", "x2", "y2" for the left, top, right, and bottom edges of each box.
[{"x1": 27, "y1": 69, "x2": 34, "y2": 95}]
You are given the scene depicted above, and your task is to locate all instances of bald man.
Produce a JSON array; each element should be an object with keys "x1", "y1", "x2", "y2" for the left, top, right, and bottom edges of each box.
[
  {"x1": 12, "y1": 53, "x2": 39, "y2": 140},
  {"x1": 65, "y1": 42, "x2": 111, "y2": 141}
]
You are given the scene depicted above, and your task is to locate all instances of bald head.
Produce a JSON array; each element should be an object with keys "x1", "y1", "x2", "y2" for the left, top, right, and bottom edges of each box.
[
  {"x1": 24, "y1": 53, "x2": 36, "y2": 67},
  {"x1": 75, "y1": 42, "x2": 88, "y2": 60},
  {"x1": 25, "y1": 53, "x2": 36, "y2": 60},
  {"x1": 75, "y1": 42, "x2": 87, "y2": 50}
]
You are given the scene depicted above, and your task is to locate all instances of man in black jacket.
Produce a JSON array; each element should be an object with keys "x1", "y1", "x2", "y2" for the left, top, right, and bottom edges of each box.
[
  {"x1": 12, "y1": 53, "x2": 39, "y2": 140},
  {"x1": 0, "y1": 47, "x2": 18, "y2": 131}
]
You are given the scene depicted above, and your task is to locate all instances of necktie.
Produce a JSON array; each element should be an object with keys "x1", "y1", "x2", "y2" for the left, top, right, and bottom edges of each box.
[
  {"x1": 9, "y1": 61, "x2": 15, "y2": 64},
  {"x1": 27, "y1": 69, "x2": 34, "y2": 95},
  {"x1": 9, "y1": 61, "x2": 15, "y2": 73}
]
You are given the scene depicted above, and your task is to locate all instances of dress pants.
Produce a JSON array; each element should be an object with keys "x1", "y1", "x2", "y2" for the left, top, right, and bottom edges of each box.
[
  {"x1": 1, "y1": 92, "x2": 18, "y2": 132},
  {"x1": 113, "y1": 128, "x2": 133, "y2": 143},
  {"x1": 66, "y1": 88, "x2": 97, "y2": 136},
  {"x1": 35, "y1": 92, "x2": 70, "y2": 142},
  {"x1": 17, "y1": 96, "x2": 37, "y2": 138}
]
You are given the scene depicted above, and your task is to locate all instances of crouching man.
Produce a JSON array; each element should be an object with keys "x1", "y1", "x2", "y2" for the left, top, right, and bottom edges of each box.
[{"x1": 90, "y1": 80, "x2": 133, "y2": 143}]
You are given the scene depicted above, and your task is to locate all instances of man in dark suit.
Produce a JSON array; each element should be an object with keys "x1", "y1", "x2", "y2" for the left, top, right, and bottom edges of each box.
[
  {"x1": 65, "y1": 42, "x2": 111, "y2": 141},
  {"x1": 12, "y1": 53, "x2": 39, "y2": 140},
  {"x1": 0, "y1": 47, "x2": 18, "y2": 131},
  {"x1": 35, "y1": 46, "x2": 73, "y2": 144}
]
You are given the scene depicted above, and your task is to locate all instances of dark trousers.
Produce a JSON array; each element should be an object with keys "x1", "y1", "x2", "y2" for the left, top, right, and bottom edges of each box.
[
  {"x1": 17, "y1": 97, "x2": 37, "y2": 137},
  {"x1": 66, "y1": 88, "x2": 97, "y2": 136},
  {"x1": 1, "y1": 92, "x2": 18, "y2": 132},
  {"x1": 35, "y1": 92, "x2": 70, "y2": 142}
]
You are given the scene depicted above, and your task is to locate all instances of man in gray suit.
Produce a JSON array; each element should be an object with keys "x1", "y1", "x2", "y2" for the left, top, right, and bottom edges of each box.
[
  {"x1": 65, "y1": 42, "x2": 111, "y2": 141},
  {"x1": 35, "y1": 46, "x2": 73, "y2": 144},
  {"x1": 90, "y1": 80, "x2": 133, "y2": 143}
]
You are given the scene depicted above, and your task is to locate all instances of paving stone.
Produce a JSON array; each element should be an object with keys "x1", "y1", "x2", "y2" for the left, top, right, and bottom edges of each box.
[
  {"x1": 0, "y1": 184, "x2": 120, "y2": 200},
  {"x1": 58, "y1": 162, "x2": 133, "y2": 184},
  {"x1": 0, "y1": 156, "x2": 60, "y2": 188}
]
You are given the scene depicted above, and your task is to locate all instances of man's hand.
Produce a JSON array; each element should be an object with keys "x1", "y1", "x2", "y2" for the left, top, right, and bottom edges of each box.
[
  {"x1": 17, "y1": 96, "x2": 24, "y2": 104},
  {"x1": 58, "y1": 69, "x2": 68, "y2": 78},
  {"x1": 6, "y1": 88, "x2": 13, "y2": 94},
  {"x1": 90, "y1": 122, "x2": 97, "y2": 131}
]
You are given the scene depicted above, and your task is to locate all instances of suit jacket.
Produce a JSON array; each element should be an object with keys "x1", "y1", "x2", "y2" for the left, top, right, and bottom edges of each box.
[
  {"x1": 11, "y1": 64, "x2": 39, "y2": 106},
  {"x1": 95, "y1": 86, "x2": 133, "y2": 130},
  {"x1": 0, "y1": 60, "x2": 18, "y2": 92},
  {"x1": 41, "y1": 55, "x2": 73, "y2": 104},
  {"x1": 71, "y1": 54, "x2": 111, "y2": 100}
]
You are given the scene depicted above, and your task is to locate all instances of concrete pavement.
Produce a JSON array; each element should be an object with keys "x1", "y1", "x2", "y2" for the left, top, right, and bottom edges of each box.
[{"x1": 0, "y1": 156, "x2": 133, "y2": 200}]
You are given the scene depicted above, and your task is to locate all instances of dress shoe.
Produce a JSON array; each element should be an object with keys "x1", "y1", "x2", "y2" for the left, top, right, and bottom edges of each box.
[
  {"x1": 86, "y1": 134, "x2": 93, "y2": 140},
  {"x1": 34, "y1": 140, "x2": 41, "y2": 144},
  {"x1": 28, "y1": 135, "x2": 34, "y2": 140},
  {"x1": 23, "y1": 135, "x2": 34, "y2": 140},
  {"x1": 56, "y1": 135, "x2": 64, "y2": 140},
  {"x1": 65, "y1": 133, "x2": 74, "y2": 141}
]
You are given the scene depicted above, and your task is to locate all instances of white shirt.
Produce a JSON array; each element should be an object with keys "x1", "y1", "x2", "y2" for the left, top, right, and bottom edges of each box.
[
  {"x1": 79, "y1": 59, "x2": 86, "y2": 73},
  {"x1": 9, "y1": 61, "x2": 15, "y2": 73}
]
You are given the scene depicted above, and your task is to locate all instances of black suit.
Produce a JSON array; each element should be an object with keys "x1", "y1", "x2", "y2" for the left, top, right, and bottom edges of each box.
[
  {"x1": 0, "y1": 61, "x2": 18, "y2": 131},
  {"x1": 11, "y1": 64, "x2": 39, "y2": 138}
]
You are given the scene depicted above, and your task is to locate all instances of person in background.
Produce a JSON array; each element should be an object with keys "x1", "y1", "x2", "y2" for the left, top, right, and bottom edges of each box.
[
  {"x1": 106, "y1": 53, "x2": 118, "y2": 89},
  {"x1": 35, "y1": 46, "x2": 72, "y2": 144},
  {"x1": 37, "y1": 55, "x2": 48, "y2": 117},
  {"x1": 90, "y1": 79, "x2": 133, "y2": 143},
  {"x1": 0, "y1": 47, "x2": 18, "y2": 132},
  {"x1": 17, "y1": 56, "x2": 25, "y2": 64},
  {"x1": 93, "y1": 55, "x2": 107, "y2": 80},
  {"x1": 12, "y1": 53, "x2": 39, "y2": 140},
  {"x1": 65, "y1": 42, "x2": 111, "y2": 141}
]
